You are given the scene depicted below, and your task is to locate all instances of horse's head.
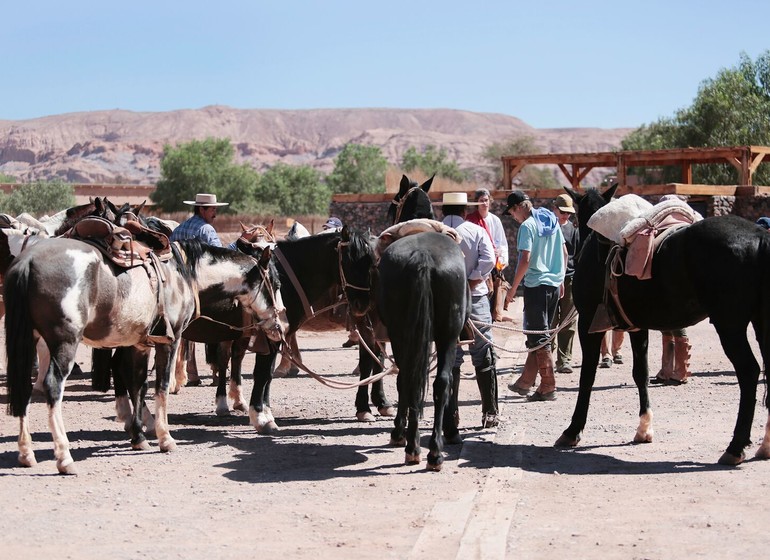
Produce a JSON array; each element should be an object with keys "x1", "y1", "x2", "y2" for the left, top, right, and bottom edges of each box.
[
  {"x1": 387, "y1": 174, "x2": 435, "y2": 225},
  {"x1": 338, "y1": 226, "x2": 376, "y2": 317},
  {"x1": 243, "y1": 245, "x2": 288, "y2": 342},
  {"x1": 238, "y1": 219, "x2": 276, "y2": 246},
  {"x1": 564, "y1": 183, "x2": 618, "y2": 243}
]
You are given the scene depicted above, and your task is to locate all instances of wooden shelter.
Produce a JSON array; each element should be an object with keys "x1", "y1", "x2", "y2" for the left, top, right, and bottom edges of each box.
[{"x1": 502, "y1": 145, "x2": 770, "y2": 196}]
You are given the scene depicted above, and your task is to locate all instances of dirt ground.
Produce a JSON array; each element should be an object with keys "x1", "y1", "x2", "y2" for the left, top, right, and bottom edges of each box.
[{"x1": 1, "y1": 301, "x2": 769, "y2": 559}]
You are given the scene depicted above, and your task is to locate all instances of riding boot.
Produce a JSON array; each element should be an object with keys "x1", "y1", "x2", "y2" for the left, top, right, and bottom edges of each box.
[
  {"x1": 492, "y1": 278, "x2": 513, "y2": 322},
  {"x1": 528, "y1": 347, "x2": 556, "y2": 401},
  {"x1": 671, "y1": 336, "x2": 692, "y2": 384},
  {"x1": 475, "y1": 350, "x2": 499, "y2": 428},
  {"x1": 509, "y1": 351, "x2": 537, "y2": 395},
  {"x1": 654, "y1": 334, "x2": 675, "y2": 383}
]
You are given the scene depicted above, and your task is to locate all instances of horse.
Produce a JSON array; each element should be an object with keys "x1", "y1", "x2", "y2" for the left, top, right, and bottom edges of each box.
[
  {"x1": 556, "y1": 184, "x2": 770, "y2": 466},
  {"x1": 377, "y1": 174, "x2": 471, "y2": 470},
  {"x1": 4, "y1": 237, "x2": 287, "y2": 474},
  {"x1": 233, "y1": 225, "x2": 386, "y2": 431}
]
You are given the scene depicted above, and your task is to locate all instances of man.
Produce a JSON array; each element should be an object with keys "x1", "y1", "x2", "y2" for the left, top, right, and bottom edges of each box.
[
  {"x1": 466, "y1": 188, "x2": 511, "y2": 322},
  {"x1": 438, "y1": 192, "x2": 498, "y2": 428},
  {"x1": 323, "y1": 216, "x2": 343, "y2": 231},
  {"x1": 503, "y1": 191, "x2": 566, "y2": 402},
  {"x1": 170, "y1": 192, "x2": 229, "y2": 247},
  {"x1": 170, "y1": 192, "x2": 229, "y2": 385},
  {"x1": 551, "y1": 193, "x2": 579, "y2": 373}
]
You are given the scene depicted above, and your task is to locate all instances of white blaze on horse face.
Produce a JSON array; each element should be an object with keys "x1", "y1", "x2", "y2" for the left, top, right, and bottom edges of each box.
[
  {"x1": 195, "y1": 256, "x2": 248, "y2": 293},
  {"x1": 60, "y1": 249, "x2": 102, "y2": 330}
]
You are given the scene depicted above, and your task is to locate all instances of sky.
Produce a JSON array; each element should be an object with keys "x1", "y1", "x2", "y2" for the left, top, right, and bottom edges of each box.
[{"x1": 3, "y1": 1, "x2": 769, "y2": 129}]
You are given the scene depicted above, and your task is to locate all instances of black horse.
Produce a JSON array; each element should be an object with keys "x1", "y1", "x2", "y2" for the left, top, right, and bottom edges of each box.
[
  {"x1": 377, "y1": 175, "x2": 471, "y2": 470},
  {"x1": 557, "y1": 184, "x2": 770, "y2": 465},
  {"x1": 234, "y1": 226, "x2": 383, "y2": 433}
]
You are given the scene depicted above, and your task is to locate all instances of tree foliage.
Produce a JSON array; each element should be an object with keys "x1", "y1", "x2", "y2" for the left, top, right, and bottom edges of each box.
[
  {"x1": 622, "y1": 50, "x2": 770, "y2": 185},
  {"x1": 257, "y1": 163, "x2": 331, "y2": 215},
  {"x1": 152, "y1": 137, "x2": 260, "y2": 213},
  {"x1": 482, "y1": 136, "x2": 560, "y2": 189},
  {"x1": 0, "y1": 179, "x2": 75, "y2": 217},
  {"x1": 401, "y1": 145, "x2": 468, "y2": 182},
  {"x1": 326, "y1": 143, "x2": 388, "y2": 194}
]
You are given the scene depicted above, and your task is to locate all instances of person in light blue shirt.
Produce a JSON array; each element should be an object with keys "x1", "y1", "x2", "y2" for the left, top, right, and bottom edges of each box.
[
  {"x1": 503, "y1": 190, "x2": 566, "y2": 402},
  {"x1": 438, "y1": 192, "x2": 498, "y2": 429},
  {"x1": 169, "y1": 192, "x2": 228, "y2": 247}
]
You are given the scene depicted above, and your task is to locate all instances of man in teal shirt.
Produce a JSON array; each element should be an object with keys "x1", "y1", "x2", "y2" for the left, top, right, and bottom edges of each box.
[{"x1": 503, "y1": 191, "x2": 566, "y2": 401}]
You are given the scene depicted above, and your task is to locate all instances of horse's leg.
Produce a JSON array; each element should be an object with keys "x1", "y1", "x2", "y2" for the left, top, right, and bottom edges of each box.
[
  {"x1": 427, "y1": 340, "x2": 457, "y2": 471},
  {"x1": 628, "y1": 330, "x2": 654, "y2": 443},
  {"x1": 443, "y1": 356, "x2": 463, "y2": 446},
  {"x1": 210, "y1": 342, "x2": 232, "y2": 416},
  {"x1": 153, "y1": 342, "x2": 180, "y2": 452},
  {"x1": 170, "y1": 339, "x2": 187, "y2": 394},
  {"x1": 111, "y1": 350, "x2": 132, "y2": 431},
  {"x1": 248, "y1": 348, "x2": 280, "y2": 434},
  {"x1": 713, "y1": 324, "x2": 760, "y2": 465},
  {"x1": 115, "y1": 347, "x2": 151, "y2": 450},
  {"x1": 229, "y1": 337, "x2": 250, "y2": 413},
  {"x1": 32, "y1": 338, "x2": 50, "y2": 394},
  {"x1": 186, "y1": 340, "x2": 201, "y2": 386},
  {"x1": 404, "y1": 405, "x2": 421, "y2": 465},
  {"x1": 389, "y1": 373, "x2": 407, "y2": 447},
  {"x1": 555, "y1": 317, "x2": 604, "y2": 447},
  {"x1": 274, "y1": 332, "x2": 300, "y2": 377},
  {"x1": 355, "y1": 331, "x2": 376, "y2": 421},
  {"x1": 44, "y1": 343, "x2": 79, "y2": 474},
  {"x1": 17, "y1": 416, "x2": 37, "y2": 467}
]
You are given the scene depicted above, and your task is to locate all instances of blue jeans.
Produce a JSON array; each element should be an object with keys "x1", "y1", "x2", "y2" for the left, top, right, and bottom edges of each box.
[
  {"x1": 454, "y1": 294, "x2": 493, "y2": 368},
  {"x1": 523, "y1": 284, "x2": 560, "y2": 349}
]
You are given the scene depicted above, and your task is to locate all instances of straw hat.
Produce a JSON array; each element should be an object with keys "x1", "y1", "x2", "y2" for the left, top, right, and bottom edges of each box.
[
  {"x1": 432, "y1": 192, "x2": 480, "y2": 206},
  {"x1": 183, "y1": 193, "x2": 229, "y2": 207}
]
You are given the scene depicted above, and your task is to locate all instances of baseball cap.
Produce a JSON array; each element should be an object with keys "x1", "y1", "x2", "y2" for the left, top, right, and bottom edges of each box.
[
  {"x1": 502, "y1": 190, "x2": 529, "y2": 215},
  {"x1": 323, "y1": 217, "x2": 343, "y2": 230}
]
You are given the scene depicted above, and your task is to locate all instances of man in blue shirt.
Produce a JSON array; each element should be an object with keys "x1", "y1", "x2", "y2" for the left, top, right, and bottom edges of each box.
[
  {"x1": 503, "y1": 190, "x2": 566, "y2": 402},
  {"x1": 170, "y1": 193, "x2": 229, "y2": 247}
]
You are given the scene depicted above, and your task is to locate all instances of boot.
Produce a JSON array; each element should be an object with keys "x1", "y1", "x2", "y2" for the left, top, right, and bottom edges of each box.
[
  {"x1": 671, "y1": 336, "x2": 692, "y2": 384},
  {"x1": 528, "y1": 347, "x2": 556, "y2": 401},
  {"x1": 475, "y1": 350, "x2": 499, "y2": 428},
  {"x1": 652, "y1": 334, "x2": 674, "y2": 383},
  {"x1": 492, "y1": 277, "x2": 513, "y2": 322},
  {"x1": 509, "y1": 351, "x2": 537, "y2": 395}
]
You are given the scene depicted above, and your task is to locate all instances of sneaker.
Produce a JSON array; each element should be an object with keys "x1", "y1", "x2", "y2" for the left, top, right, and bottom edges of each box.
[
  {"x1": 599, "y1": 356, "x2": 612, "y2": 368},
  {"x1": 613, "y1": 353, "x2": 624, "y2": 364},
  {"x1": 557, "y1": 364, "x2": 573, "y2": 374},
  {"x1": 527, "y1": 390, "x2": 557, "y2": 402}
]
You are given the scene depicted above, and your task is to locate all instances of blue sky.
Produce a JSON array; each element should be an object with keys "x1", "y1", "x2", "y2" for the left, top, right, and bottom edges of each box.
[{"x1": 3, "y1": 1, "x2": 768, "y2": 129}]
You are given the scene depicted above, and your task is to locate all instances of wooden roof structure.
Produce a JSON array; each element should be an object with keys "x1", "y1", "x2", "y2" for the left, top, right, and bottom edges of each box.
[{"x1": 502, "y1": 145, "x2": 770, "y2": 196}]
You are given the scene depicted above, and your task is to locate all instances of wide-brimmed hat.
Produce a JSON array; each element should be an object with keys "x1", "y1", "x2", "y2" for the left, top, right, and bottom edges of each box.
[
  {"x1": 432, "y1": 192, "x2": 480, "y2": 206},
  {"x1": 554, "y1": 193, "x2": 575, "y2": 214},
  {"x1": 502, "y1": 190, "x2": 529, "y2": 214},
  {"x1": 183, "y1": 193, "x2": 229, "y2": 207}
]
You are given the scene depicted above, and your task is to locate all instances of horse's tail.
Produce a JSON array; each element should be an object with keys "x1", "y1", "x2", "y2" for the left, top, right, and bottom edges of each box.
[
  {"x1": 5, "y1": 259, "x2": 36, "y2": 417},
  {"x1": 401, "y1": 260, "x2": 434, "y2": 411},
  {"x1": 758, "y1": 233, "x2": 770, "y2": 376}
]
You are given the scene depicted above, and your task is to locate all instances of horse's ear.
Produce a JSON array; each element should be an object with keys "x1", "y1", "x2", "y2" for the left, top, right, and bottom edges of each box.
[
  {"x1": 399, "y1": 175, "x2": 411, "y2": 195},
  {"x1": 259, "y1": 246, "x2": 271, "y2": 268},
  {"x1": 603, "y1": 183, "x2": 619, "y2": 202},
  {"x1": 564, "y1": 185, "x2": 582, "y2": 204},
  {"x1": 341, "y1": 225, "x2": 350, "y2": 241},
  {"x1": 267, "y1": 219, "x2": 274, "y2": 235},
  {"x1": 421, "y1": 174, "x2": 435, "y2": 193},
  {"x1": 135, "y1": 200, "x2": 146, "y2": 216},
  {"x1": 240, "y1": 221, "x2": 248, "y2": 232},
  {"x1": 94, "y1": 197, "x2": 104, "y2": 212}
]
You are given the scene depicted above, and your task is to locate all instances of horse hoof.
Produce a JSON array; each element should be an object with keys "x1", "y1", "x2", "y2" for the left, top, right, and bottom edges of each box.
[
  {"x1": 257, "y1": 422, "x2": 279, "y2": 435},
  {"x1": 18, "y1": 452, "x2": 37, "y2": 468},
  {"x1": 633, "y1": 431, "x2": 654, "y2": 443},
  {"x1": 390, "y1": 437, "x2": 406, "y2": 447},
  {"x1": 216, "y1": 406, "x2": 231, "y2": 417},
  {"x1": 718, "y1": 451, "x2": 745, "y2": 466},
  {"x1": 555, "y1": 433, "x2": 580, "y2": 447},
  {"x1": 405, "y1": 452, "x2": 421, "y2": 465},
  {"x1": 132, "y1": 440, "x2": 151, "y2": 451},
  {"x1": 754, "y1": 445, "x2": 770, "y2": 460},
  {"x1": 444, "y1": 433, "x2": 462, "y2": 445},
  {"x1": 426, "y1": 456, "x2": 443, "y2": 471},
  {"x1": 356, "y1": 411, "x2": 376, "y2": 422},
  {"x1": 159, "y1": 437, "x2": 177, "y2": 453},
  {"x1": 233, "y1": 403, "x2": 248, "y2": 414},
  {"x1": 378, "y1": 406, "x2": 396, "y2": 417},
  {"x1": 57, "y1": 460, "x2": 77, "y2": 476}
]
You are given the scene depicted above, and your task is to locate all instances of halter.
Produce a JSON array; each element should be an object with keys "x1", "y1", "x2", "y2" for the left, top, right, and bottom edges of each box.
[
  {"x1": 337, "y1": 239, "x2": 371, "y2": 294},
  {"x1": 244, "y1": 257, "x2": 286, "y2": 339},
  {"x1": 391, "y1": 186, "x2": 423, "y2": 225}
]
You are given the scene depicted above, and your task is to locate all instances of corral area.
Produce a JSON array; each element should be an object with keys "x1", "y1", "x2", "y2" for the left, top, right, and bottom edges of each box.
[{"x1": 1, "y1": 302, "x2": 768, "y2": 559}]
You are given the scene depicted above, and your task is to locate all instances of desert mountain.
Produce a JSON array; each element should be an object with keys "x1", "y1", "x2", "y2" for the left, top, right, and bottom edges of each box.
[{"x1": 0, "y1": 106, "x2": 632, "y2": 186}]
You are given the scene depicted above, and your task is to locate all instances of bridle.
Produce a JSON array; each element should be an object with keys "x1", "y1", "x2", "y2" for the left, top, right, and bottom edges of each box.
[
  {"x1": 391, "y1": 186, "x2": 424, "y2": 225},
  {"x1": 337, "y1": 239, "x2": 371, "y2": 295}
]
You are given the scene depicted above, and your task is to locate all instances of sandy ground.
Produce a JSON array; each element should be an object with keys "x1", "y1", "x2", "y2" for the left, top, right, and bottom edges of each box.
[{"x1": 1, "y1": 301, "x2": 769, "y2": 559}]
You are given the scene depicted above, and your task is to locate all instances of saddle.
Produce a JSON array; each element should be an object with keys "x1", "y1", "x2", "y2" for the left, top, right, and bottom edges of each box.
[{"x1": 375, "y1": 218, "x2": 461, "y2": 260}]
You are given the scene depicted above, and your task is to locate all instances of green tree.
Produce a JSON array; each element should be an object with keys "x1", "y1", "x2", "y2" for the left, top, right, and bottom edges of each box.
[
  {"x1": 482, "y1": 136, "x2": 560, "y2": 189},
  {"x1": 152, "y1": 137, "x2": 260, "y2": 213},
  {"x1": 326, "y1": 143, "x2": 388, "y2": 194},
  {"x1": 257, "y1": 163, "x2": 331, "y2": 215},
  {"x1": 0, "y1": 179, "x2": 75, "y2": 216},
  {"x1": 0, "y1": 174, "x2": 16, "y2": 183},
  {"x1": 622, "y1": 50, "x2": 770, "y2": 185},
  {"x1": 401, "y1": 145, "x2": 468, "y2": 182}
]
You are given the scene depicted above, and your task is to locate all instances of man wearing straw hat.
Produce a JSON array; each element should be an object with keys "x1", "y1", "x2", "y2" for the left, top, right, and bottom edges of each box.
[
  {"x1": 170, "y1": 192, "x2": 229, "y2": 386},
  {"x1": 437, "y1": 192, "x2": 499, "y2": 428},
  {"x1": 170, "y1": 192, "x2": 229, "y2": 247}
]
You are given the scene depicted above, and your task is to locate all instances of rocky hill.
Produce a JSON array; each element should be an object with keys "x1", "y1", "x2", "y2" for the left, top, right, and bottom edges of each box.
[{"x1": 0, "y1": 106, "x2": 632, "y2": 186}]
